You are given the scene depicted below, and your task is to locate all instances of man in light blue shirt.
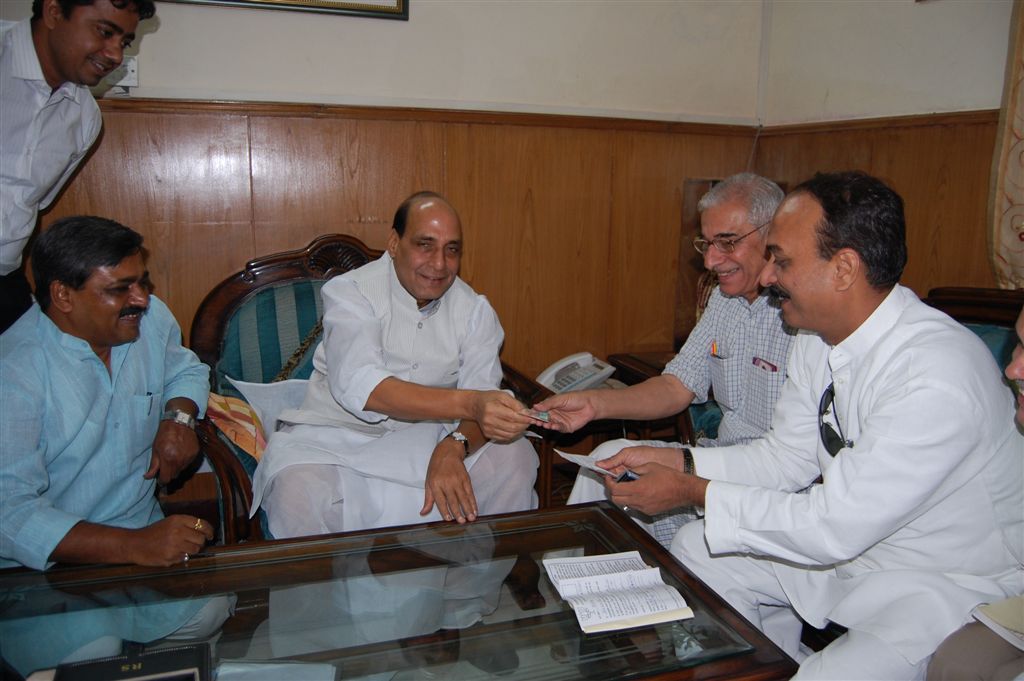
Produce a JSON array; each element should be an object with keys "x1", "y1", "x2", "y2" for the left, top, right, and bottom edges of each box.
[{"x1": 0, "y1": 215, "x2": 213, "y2": 570}]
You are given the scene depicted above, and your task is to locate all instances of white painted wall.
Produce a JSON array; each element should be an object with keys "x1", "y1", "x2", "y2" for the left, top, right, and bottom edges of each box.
[
  {"x1": 1, "y1": 0, "x2": 1013, "y2": 125},
  {"x1": 763, "y1": 0, "x2": 1014, "y2": 125}
]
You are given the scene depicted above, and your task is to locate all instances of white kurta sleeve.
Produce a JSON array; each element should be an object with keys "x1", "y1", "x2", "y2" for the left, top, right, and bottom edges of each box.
[
  {"x1": 318, "y1": 278, "x2": 393, "y2": 422},
  {"x1": 454, "y1": 295, "x2": 504, "y2": 392},
  {"x1": 700, "y1": 336, "x2": 998, "y2": 567}
]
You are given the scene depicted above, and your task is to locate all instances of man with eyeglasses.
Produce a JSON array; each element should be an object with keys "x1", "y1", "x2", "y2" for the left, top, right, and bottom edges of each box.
[
  {"x1": 536, "y1": 173, "x2": 794, "y2": 548},
  {"x1": 592, "y1": 171, "x2": 1021, "y2": 679}
]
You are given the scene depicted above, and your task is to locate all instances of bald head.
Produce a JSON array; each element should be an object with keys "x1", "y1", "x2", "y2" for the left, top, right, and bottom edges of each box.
[
  {"x1": 387, "y1": 191, "x2": 463, "y2": 307},
  {"x1": 392, "y1": 191, "x2": 460, "y2": 237}
]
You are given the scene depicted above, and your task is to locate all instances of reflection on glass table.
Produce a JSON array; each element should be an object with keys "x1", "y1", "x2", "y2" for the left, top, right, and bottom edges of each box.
[{"x1": 0, "y1": 504, "x2": 796, "y2": 681}]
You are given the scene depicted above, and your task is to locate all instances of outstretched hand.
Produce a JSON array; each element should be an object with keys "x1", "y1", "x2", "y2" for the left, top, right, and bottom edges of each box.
[
  {"x1": 470, "y1": 391, "x2": 534, "y2": 442},
  {"x1": 530, "y1": 392, "x2": 597, "y2": 433}
]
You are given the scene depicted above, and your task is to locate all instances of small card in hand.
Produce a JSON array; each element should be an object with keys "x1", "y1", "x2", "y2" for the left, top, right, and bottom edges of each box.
[{"x1": 557, "y1": 449, "x2": 636, "y2": 481}]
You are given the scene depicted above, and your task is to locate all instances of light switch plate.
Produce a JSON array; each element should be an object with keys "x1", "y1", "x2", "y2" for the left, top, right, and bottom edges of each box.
[{"x1": 105, "y1": 56, "x2": 138, "y2": 88}]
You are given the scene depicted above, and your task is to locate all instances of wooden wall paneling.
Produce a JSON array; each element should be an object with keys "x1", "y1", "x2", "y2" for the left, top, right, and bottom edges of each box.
[
  {"x1": 607, "y1": 131, "x2": 753, "y2": 356},
  {"x1": 861, "y1": 123, "x2": 996, "y2": 293},
  {"x1": 676, "y1": 178, "x2": 719, "y2": 346},
  {"x1": 41, "y1": 101, "x2": 999, "y2": 374},
  {"x1": 446, "y1": 124, "x2": 615, "y2": 378},
  {"x1": 755, "y1": 112, "x2": 999, "y2": 295},
  {"x1": 248, "y1": 117, "x2": 447, "y2": 257},
  {"x1": 42, "y1": 111, "x2": 254, "y2": 339}
]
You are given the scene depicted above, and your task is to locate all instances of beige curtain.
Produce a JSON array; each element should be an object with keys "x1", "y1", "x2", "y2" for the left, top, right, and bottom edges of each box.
[{"x1": 992, "y1": 0, "x2": 1024, "y2": 288}]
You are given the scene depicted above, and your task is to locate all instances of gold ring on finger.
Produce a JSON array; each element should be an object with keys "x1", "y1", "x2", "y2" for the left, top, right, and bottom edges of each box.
[{"x1": 193, "y1": 518, "x2": 203, "y2": 531}]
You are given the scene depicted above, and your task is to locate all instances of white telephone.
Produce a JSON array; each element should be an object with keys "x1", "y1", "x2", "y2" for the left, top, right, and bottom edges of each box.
[{"x1": 536, "y1": 352, "x2": 615, "y2": 393}]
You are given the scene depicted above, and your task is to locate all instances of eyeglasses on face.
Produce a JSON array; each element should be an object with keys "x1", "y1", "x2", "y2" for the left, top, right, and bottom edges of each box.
[
  {"x1": 693, "y1": 220, "x2": 770, "y2": 255},
  {"x1": 818, "y1": 382, "x2": 853, "y2": 457}
]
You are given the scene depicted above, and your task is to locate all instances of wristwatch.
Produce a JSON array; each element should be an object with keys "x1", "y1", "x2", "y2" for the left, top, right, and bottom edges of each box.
[
  {"x1": 681, "y1": 447, "x2": 695, "y2": 476},
  {"x1": 161, "y1": 408, "x2": 196, "y2": 430},
  {"x1": 446, "y1": 430, "x2": 470, "y2": 458}
]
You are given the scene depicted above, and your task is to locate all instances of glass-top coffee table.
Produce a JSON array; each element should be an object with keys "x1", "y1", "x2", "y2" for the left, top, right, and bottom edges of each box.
[{"x1": 0, "y1": 503, "x2": 796, "y2": 680}]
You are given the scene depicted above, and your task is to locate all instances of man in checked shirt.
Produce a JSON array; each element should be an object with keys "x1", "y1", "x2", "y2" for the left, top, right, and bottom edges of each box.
[{"x1": 535, "y1": 172, "x2": 795, "y2": 548}]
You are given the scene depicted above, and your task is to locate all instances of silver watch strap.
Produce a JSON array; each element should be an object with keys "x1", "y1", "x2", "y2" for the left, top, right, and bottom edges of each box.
[
  {"x1": 161, "y1": 409, "x2": 196, "y2": 430},
  {"x1": 446, "y1": 430, "x2": 470, "y2": 457}
]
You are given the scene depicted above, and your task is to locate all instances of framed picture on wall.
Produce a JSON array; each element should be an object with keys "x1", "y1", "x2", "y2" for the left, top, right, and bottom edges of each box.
[{"x1": 163, "y1": 0, "x2": 408, "y2": 20}]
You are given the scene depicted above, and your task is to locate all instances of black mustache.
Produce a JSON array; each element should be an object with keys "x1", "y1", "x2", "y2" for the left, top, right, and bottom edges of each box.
[
  {"x1": 119, "y1": 306, "x2": 148, "y2": 318},
  {"x1": 766, "y1": 285, "x2": 790, "y2": 303}
]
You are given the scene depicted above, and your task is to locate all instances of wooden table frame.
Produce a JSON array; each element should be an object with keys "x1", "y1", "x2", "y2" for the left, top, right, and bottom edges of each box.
[{"x1": 1, "y1": 505, "x2": 797, "y2": 681}]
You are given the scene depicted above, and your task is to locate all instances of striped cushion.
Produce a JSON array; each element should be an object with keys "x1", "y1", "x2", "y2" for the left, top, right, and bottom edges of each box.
[
  {"x1": 965, "y1": 322, "x2": 1015, "y2": 369},
  {"x1": 215, "y1": 279, "x2": 326, "y2": 396}
]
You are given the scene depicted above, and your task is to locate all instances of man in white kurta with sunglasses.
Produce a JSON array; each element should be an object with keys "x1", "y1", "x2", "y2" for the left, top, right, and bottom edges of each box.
[{"x1": 590, "y1": 171, "x2": 1022, "y2": 680}]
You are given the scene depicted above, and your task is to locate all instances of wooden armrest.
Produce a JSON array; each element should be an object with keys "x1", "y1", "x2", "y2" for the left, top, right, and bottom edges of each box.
[
  {"x1": 500, "y1": 361, "x2": 554, "y2": 404},
  {"x1": 196, "y1": 419, "x2": 264, "y2": 544},
  {"x1": 924, "y1": 286, "x2": 1024, "y2": 326},
  {"x1": 606, "y1": 351, "x2": 676, "y2": 386}
]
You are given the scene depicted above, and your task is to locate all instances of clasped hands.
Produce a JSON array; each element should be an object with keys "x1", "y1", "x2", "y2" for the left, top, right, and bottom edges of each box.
[{"x1": 142, "y1": 403, "x2": 209, "y2": 565}]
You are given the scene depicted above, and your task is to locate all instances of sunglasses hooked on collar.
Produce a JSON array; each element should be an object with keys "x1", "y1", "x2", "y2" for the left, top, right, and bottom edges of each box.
[{"x1": 818, "y1": 382, "x2": 854, "y2": 457}]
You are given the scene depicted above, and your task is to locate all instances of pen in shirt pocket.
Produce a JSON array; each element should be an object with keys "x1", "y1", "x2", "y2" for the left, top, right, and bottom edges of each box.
[
  {"x1": 146, "y1": 392, "x2": 153, "y2": 415},
  {"x1": 711, "y1": 340, "x2": 729, "y2": 359}
]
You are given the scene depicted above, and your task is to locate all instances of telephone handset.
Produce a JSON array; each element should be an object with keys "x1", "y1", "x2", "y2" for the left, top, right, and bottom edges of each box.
[{"x1": 536, "y1": 352, "x2": 615, "y2": 393}]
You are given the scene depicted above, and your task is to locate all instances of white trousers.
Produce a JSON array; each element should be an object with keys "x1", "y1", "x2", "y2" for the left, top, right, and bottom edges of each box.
[
  {"x1": 263, "y1": 435, "x2": 538, "y2": 539},
  {"x1": 671, "y1": 521, "x2": 928, "y2": 680}
]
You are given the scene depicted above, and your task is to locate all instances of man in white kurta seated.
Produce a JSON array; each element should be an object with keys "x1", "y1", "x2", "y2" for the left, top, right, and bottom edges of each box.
[
  {"x1": 251, "y1": 191, "x2": 538, "y2": 538},
  {"x1": 589, "y1": 172, "x2": 1023, "y2": 680}
]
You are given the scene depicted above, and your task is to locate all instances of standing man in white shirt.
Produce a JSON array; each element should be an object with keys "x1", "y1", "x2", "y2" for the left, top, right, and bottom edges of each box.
[
  {"x1": 592, "y1": 172, "x2": 1022, "y2": 679},
  {"x1": 0, "y1": 0, "x2": 155, "y2": 332}
]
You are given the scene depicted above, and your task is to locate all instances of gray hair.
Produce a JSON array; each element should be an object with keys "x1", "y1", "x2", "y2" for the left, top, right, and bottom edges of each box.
[{"x1": 697, "y1": 172, "x2": 784, "y2": 228}]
